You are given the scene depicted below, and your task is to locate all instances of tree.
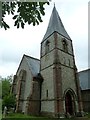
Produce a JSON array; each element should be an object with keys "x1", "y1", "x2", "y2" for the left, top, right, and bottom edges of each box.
[
  {"x1": 2, "y1": 93, "x2": 16, "y2": 110},
  {"x1": 1, "y1": 1, "x2": 50, "y2": 30},
  {"x1": 2, "y1": 79, "x2": 11, "y2": 99},
  {"x1": 2, "y1": 75, "x2": 13, "y2": 99},
  {"x1": 2, "y1": 76, "x2": 16, "y2": 111}
]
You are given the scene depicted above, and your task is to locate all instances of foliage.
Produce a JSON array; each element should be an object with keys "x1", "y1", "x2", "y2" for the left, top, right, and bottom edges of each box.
[
  {"x1": 2, "y1": 79, "x2": 11, "y2": 99},
  {"x1": 2, "y1": 93, "x2": 16, "y2": 110},
  {"x1": 1, "y1": 1, "x2": 50, "y2": 30},
  {"x1": 2, "y1": 75, "x2": 16, "y2": 111},
  {"x1": 6, "y1": 75, "x2": 13, "y2": 83},
  {"x1": 2, "y1": 75, "x2": 13, "y2": 99},
  {"x1": 88, "y1": 112, "x2": 90, "y2": 118}
]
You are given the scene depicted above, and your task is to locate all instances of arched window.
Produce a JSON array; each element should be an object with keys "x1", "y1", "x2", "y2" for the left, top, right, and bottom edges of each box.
[
  {"x1": 45, "y1": 40, "x2": 50, "y2": 54},
  {"x1": 62, "y1": 38, "x2": 68, "y2": 52}
]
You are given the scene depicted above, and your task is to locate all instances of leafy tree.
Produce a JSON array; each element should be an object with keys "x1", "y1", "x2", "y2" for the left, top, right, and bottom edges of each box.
[
  {"x1": 1, "y1": 1, "x2": 50, "y2": 30},
  {"x1": 2, "y1": 93, "x2": 16, "y2": 110},
  {"x1": 6, "y1": 75, "x2": 13, "y2": 83},
  {"x1": 2, "y1": 76, "x2": 16, "y2": 111},
  {"x1": 2, "y1": 79, "x2": 11, "y2": 99},
  {"x1": 2, "y1": 75, "x2": 13, "y2": 99}
]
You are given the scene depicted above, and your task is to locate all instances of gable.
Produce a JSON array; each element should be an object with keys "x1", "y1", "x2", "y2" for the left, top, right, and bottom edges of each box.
[{"x1": 16, "y1": 54, "x2": 40, "y2": 77}]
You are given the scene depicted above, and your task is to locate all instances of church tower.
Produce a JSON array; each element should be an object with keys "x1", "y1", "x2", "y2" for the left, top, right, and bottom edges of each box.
[{"x1": 40, "y1": 6, "x2": 83, "y2": 117}]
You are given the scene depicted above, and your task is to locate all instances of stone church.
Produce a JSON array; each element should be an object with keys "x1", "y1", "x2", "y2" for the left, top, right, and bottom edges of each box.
[{"x1": 12, "y1": 6, "x2": 84, "y2": 117}]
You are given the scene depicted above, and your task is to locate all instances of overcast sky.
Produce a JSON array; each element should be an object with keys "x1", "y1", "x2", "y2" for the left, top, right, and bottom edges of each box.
[{"x1": 0, "y1": 0, "x2": 88, "y2": 77}]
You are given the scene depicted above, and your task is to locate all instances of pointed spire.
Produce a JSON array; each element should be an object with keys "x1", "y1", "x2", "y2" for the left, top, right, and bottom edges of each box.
[{"x1": 42, "y1": 6, "x2": 71, "y2": 42}]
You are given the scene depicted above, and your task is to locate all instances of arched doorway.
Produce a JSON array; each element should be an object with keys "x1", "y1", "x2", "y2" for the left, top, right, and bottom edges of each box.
[{"x1": 65, "y1": 91, "x2": 74, "y2": 115}]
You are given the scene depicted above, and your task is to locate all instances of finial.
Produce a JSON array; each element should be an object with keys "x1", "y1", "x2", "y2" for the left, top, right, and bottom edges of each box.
[{"x1": 54, "y1": 2, "x2": 55, "y2": 7}]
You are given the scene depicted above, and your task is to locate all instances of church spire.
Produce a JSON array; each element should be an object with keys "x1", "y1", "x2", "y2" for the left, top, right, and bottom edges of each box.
[{"x1": 42, "y1": 6, "x2": 71, "y2": 41}]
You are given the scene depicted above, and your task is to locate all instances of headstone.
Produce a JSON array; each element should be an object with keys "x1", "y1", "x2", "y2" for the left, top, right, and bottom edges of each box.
[{"x1": 3, "y1": 106, "x2": 7, "y2": 118}]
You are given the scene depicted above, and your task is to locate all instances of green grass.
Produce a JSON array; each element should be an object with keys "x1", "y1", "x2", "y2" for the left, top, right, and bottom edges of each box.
[
  {"x1": 87, "y1": 112, "x2": 90, "y2": 118},
  {"x1": 3, "y1": 113, "x2": 51, "y2": 120},
  {"x1": 1, "y1": 113, "x2": 71, "y2": 120},
  {"x1": 6, "y1": 113, "x2": 35, "y2": 118},
  {"x1": 1, "y1": 113, "x2": 90, "y2": 120}
]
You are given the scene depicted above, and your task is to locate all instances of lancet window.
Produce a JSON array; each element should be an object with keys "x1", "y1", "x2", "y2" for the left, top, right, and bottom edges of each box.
[
  {"x1": 62, "y1": 38, "x2": 68, "y2": 52},
  {"x1": 45, "y1": 40, "x2": 50, "y2": 54}
]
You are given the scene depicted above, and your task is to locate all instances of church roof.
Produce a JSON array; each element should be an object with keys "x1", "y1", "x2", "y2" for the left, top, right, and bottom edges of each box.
[
  {"x1": 24, "y1": 55, "x2": 40, "y2": 76},
  {"x1": 79, "y1": 69, "x2": 90, "y2": 90},
  {"x1": 42, "y1": 6, "x2": 71, "y2": 42}
]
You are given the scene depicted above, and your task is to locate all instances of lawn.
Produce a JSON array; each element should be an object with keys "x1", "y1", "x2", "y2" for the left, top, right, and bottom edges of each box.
[
  {"x1": 1, "y1": 113, "x2": 55, "y2": 120},
  {"x1": 1, "y1": 113, "x2": 71, "y2": 120},
  {"x1": 1, "y1": 113, "x2": 90, "y2": 120},
  {"x1": 87, "y1": 112, "x2": 90, "y2": 118}
]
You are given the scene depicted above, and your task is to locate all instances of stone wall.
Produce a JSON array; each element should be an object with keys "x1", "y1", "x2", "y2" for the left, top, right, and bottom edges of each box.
[
  {"x1": 15, "y1": 57, "x2": 33, "y2": 113},
  {"x1": 41, "y1": 66, "x2": 55, "y2": 113},
  {"x1": 81, "y1": 90, "x2": 90, "y2": 112},
  {"x1": 27, "y1": 79, "x2": 41, "y2": 115},
  {"x1": 61, "y1": 66, "x2": 77, "y2": 95},
  {"x1": 41, "y1": 33, "x2": 56, "y2": 114}
]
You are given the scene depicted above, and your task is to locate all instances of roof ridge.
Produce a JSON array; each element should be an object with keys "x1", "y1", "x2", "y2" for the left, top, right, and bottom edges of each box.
[
  {"x1": 79, "y1": 68, "x2": 90, "y2": 73},
  {"x1": 24, "y1": 54, "x2": 40, "y2": 61}
]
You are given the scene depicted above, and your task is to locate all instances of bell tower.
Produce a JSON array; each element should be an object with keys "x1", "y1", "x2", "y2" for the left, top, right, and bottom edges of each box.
[{"x1": 40, "y1": 6, "x2": 83, "y2": 117}]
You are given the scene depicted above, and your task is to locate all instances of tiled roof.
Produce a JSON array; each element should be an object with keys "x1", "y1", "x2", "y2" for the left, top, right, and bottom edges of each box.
[
  {"x1": 42, "y1": 6, "x2": 71, "y2": 42},
  {"x1": 24, "y1": 55, "x2": 40, "y2": 76},
  {"x1": 79, "y1": 69, "x2": 90, "y2": 90}
]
